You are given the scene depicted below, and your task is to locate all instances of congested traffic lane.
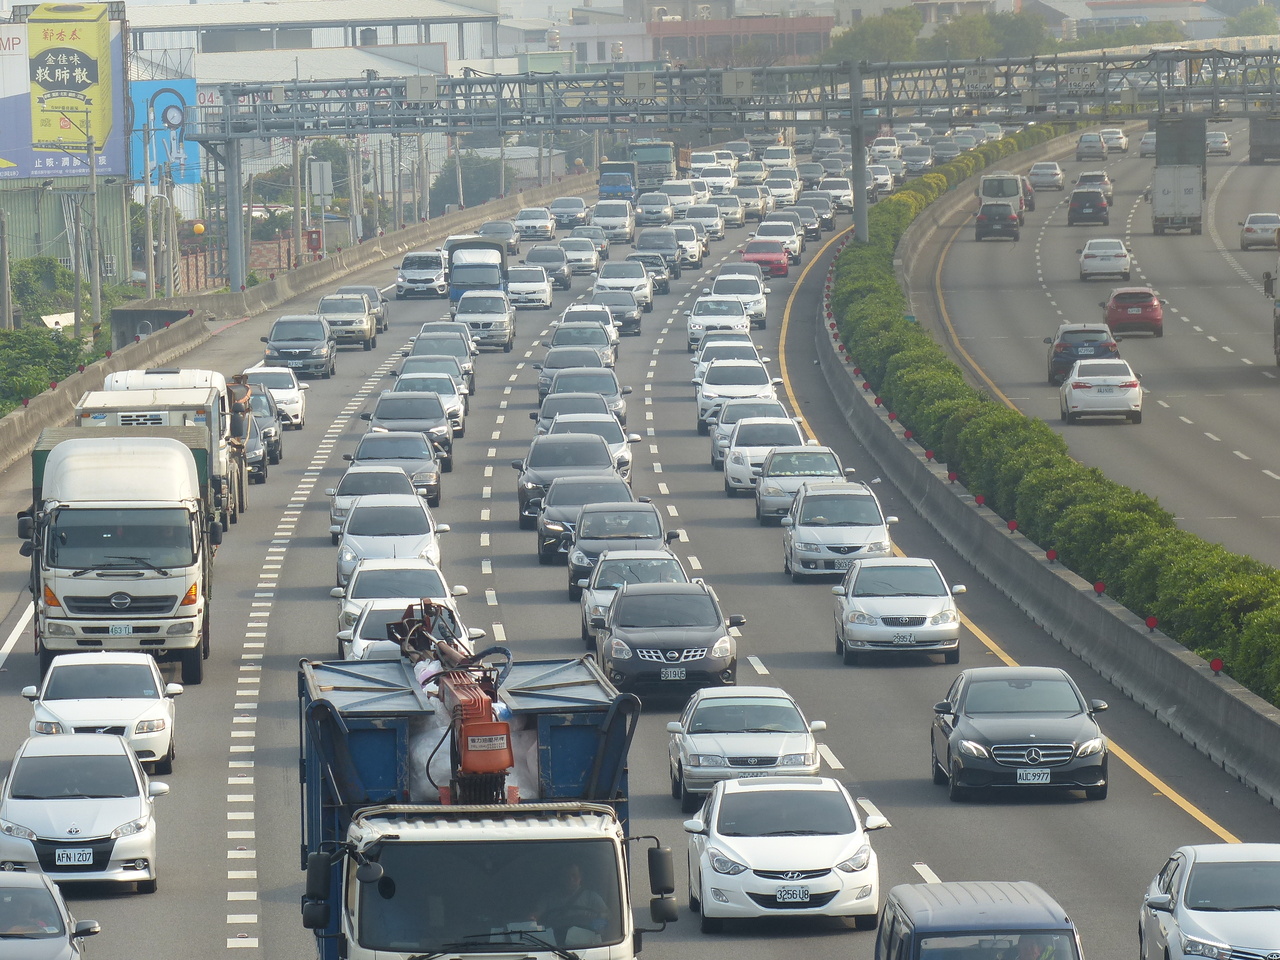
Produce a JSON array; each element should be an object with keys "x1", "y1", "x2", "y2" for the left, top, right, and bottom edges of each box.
[
  {"x1": 0, "y1": 178, "x2": 1274, "y2": 960},
  {"x1": 932, "y1": 118, "x2": 1280, "y2": 568}
]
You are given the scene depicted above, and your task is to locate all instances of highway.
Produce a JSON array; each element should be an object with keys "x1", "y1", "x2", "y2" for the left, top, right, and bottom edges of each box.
[
  {"x1": 930, "y1": 118, "x2": 1280, "y2": 568},
  {"x1": 0, "y1": 174, "x2": 1276, "y2": 960}
]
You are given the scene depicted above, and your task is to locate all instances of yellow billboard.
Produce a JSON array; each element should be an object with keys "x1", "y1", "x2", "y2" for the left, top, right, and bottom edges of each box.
[{"x1": 27, "y1": 3, "x2": 114, "y2": 154}]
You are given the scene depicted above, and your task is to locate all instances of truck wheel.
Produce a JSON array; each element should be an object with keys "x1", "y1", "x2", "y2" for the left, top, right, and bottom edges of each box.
[
  {"x1": 364, "y1": 337, "x2": 374, "y2": 351},
  {"x1": 37, "y1": 643, "x2": 54, "y2": 677},
  {"x1": 180, "y1": 646, "x2": 205, "y2": 684},
  {"x1": 503, "y1": 339, "x2": 513, "y2": 353}
]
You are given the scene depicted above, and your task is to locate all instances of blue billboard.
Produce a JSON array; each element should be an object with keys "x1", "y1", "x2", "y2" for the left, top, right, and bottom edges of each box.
[{"x1": 130, "y1": 78, "x2": 201, "y2": 186}]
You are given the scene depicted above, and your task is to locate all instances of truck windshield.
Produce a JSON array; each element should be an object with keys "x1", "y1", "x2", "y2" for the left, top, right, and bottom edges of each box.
[
  {"x1": 450, "y1": 265, "x2": 501, "y2": 285},
  {"x1": 917, "y1": 934, "x2": 1080, "y2": 960},
  {"x1": 46, "y1": 507, "x2": 195, "y2": 570},
  {"x1": 631, "y1": 145, "x2": 673, "y2": 162},
  {"x1": 358, "y1": 838, "x2": 625, "y2": 952}
]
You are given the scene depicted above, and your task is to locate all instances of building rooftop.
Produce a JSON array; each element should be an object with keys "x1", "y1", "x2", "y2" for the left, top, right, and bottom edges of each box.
[
  {"x1": 193, "y1": 46, "x2": 446, "y2": 84},
  {"x1": 127, "y1": 0, "x2": 501, "y2": 31}
]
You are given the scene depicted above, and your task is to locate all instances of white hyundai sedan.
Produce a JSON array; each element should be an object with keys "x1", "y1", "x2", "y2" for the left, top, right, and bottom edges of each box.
[
  {"x1": 1078, "y1": 238, "x2": 1132, "y2": 281},
  {"x1": 684, "y1": 776, "x2": 888, "y2": 933},
  {"x1": 1059, "y1": 358, "x2": 1143, "y2": 424},
  {"x1": 22, "y1": 653, "x2": 182, "y2": 774}
]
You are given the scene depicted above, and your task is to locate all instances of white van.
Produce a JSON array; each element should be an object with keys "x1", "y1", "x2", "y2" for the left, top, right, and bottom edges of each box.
[
  {"x1": 977, "y1": 172, "x2": 1025, "y2": 222},
  {"x1": 590, "y1": 200, "x2": 635, "y2": 242}
]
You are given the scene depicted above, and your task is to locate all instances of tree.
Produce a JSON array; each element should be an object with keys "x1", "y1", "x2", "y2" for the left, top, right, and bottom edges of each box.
[
  {"x1": 428, "y1": 154, "x2": 515, "y2": 216},
  {"x1": 917, "y1": 15, "x2": 999, "y2": 60},
  {"x1": 822, "y1": 8, "x2": 922, "y2": 64},
  {"x1": 1223, "y1": 4, "x2": 1279, "y2": 37},
  {"x1": 989, "y1": 11, "x2": 1052, "y2": 57}
]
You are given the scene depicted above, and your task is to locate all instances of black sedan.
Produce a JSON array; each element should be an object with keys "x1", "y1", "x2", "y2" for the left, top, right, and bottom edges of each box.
[
  {"x1": 248, "y1": 388, "x2": 284, "y2": 465},
  {"x1": 930, "y1": 665, "x2": 1109, "y2": 802},
  {"x1": 566, "y1": 501, "x2": 677, "y2": 598},
  {"x1": 533, "y1": 476, "x2": 637, "y2": 565},
  {"x1": 590, "y1": 290, "x2": 642, "y2": 336},
  {"x1": 511, "y1": 434, "x2": 620, "y2": 529}
]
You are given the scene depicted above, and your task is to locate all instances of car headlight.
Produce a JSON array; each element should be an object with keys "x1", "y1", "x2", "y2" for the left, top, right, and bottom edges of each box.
[
  {"x1": 689, "y1": 754, "x2": 728, "y2": 767},
  {"x1": 587, "y1": 602, "x2": 610, "y2": 619},
  {"x1": 847, "y1": 611, "x2": 878, "y2": 625},
  {"x1": 689, "y1": 320, "x2": 705, "y2": 332},
  {"x1": 413, "y1": 471, "x2": 440, "y2": 485},
  {"x1": 0, "y1": 819, "x2": 36, "y2": 841},
  {"x1": 33, "y1": 720, "x2": 64, "y2": 734},
  {"x1": 761, "y1": 482, "x2": 785, "y2": 496},
  {"x1": 605, "y1": 638, "x2": 633, "y2": 660},
  {"x1": 338, "y1": 545, "x2": 359, "y2": 563},
  {"x1": 709, "y1": 848, "x2": 747, "y2": 875},
  {"x1": 958, "y1": 739, "x2": 989, "y2": 759},
  {"x1": 1182, "y1": 937, "x2": 1231, "y2": 960},
  {"x1": 134, "y1": 719, "x2": 166, "y2": 735},
  {"x1": 864, "y1": 538, "x2": 891, "y2": 554},
  {"x1": 1076, "y1": 736, "x2": 1106, "y2": 758},
  {"x1": 796, "y1": 541, "x2": 824, "y2": 553},
  {"x1": 520, "y1": 480, "x2": 541, "y2": 490},
  {"x1": 929, "y1": 609, "x2": 958, "y2": 625},
  {"x1": 779, "y1": 752, "x2": 815, "y2": 766},
  {"x1": 111, "y1": 815, "x2": 150, "y2": 839},
  {"x1": 428, "y1": 426, "x2": 449, "y2": 437},
  {"x1": 701, "y1": 389, "x2": 720, "y2": 400},
  {"x1": 729, "y1": 452, "x2": 746, "y2": 465},
  {"x1": 543, "y1": 521, "x2": 566, "y2": 533},
  {"x1": 397, "y1": 275, "x2": 406, "y2": 282},
  {"x1": 710, "y1": 635, "x2": 733, "y2": 658},
  {"x1": 836, "y1": 843, "x2": 872, "y2": 873},
  {"x1": 43, "y1": 622, "x2": 75, "y2": 637},
  {"x1": 310, "y1": 345, "x2": 328, "y2": 356}
]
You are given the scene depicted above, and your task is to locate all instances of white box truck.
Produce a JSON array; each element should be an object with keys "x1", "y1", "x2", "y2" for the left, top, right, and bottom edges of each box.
[{"x1": 1151, "y1": 164, "x2": 1204, "y2": 235}]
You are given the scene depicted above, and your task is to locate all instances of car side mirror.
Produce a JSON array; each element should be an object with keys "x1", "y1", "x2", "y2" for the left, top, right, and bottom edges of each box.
[
  {"x1": 20, "y1": 685, "x2": 37, "y2": 701},
  {"x1": 666, "y1": 721, "x2": 683, "y2": 734},
  {"x1": 886, "y1": 516, "x2": 899, "y2": 524},
  {"x1": 665, "y1": 530, "x2": 680, "y2": 543},
  {"x1": 683, "y1": 818, "x2": 707, "y2": 834},
  {"x1": 329, "y1": 524, "x2": 342, "y2": 536},
  {"x1": 627, "y1": 434, "x2": 641, "y2": 443},
  {"x1": 1144, "y1": 894, "x2": 1174, "y2": 913},
  {"x1": 301, "y1": 383, "x2": 311, "y2": 390},
  {"x1": 951, "y1": 584, "x2": 967, "y2": 596},
  {"x1": 330, "y1": 587, "x2": 344, "y2": 598},
  {"x1": 148, "y1": 781, "x2": 170, "y2": 798},
  {"x1": 342, "y1": 454, "x2": 353, "y2": 461},
  {"x1": 260, "y1": 337, "x2": 269, "y2": 343},
  {"x1": 830, "y1": 584, "x2": 844, "y2": 596},
  {"x1": 701, "y1": 287, "x2": 710, "y2": 294},
  {"x1": 360, "y1": 412, "x2": 371, "y2": 421},
  {"x1": 529, "y1": 411, "x2": 539, "y2": 420},
  {"x1": 468, "y1": 627, "x2": 489, "y2": 641},
  {"x1": 1098, "y1": 301, "x2": 1106, "y2": 308},
  {"x1": 337, "y1": 629, "x2": 353, "y2": 643},
  {"x1": 1090, "y1": 699, "x2": 1109, "y2": 713},
  {"x1": 621, "y1": 386, "x2": 633, "y2": 395},
  {"x1": 511, "y1": 460, "x2": 525, "y2": 470},
  {"x1": 436, "y1": 524, "x2": 451, "y2": 535},
  {"x1": 933, "y1": 700, "x2": 954, "y2": 714},
  {"x1": 526, "y1": 497, "x2": 543, "y2": 513},
  {"x1": 590, "y1": 615, "x2": 607, "y2": 629},
  {"x1": 165, "y1": 683, "x2": 184, "y2": 698},
  {"x1": 1043, "y1": 337, "x2": 1053, "y2": 344},
  {"x1": 781, "y1": 516, "x2": 794, "y2": 527},
  {"x1": 727, "y1": 614, "x2": 746, "y2": 627}
]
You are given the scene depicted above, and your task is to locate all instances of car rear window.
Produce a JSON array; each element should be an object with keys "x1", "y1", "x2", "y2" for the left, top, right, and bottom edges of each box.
[
  {"x1": 1059, "y1": 329, "x2": 1113, "y2": 344},
  {"x1": 1113, "y1": 291, "x2": 1156, "y2": 305}
]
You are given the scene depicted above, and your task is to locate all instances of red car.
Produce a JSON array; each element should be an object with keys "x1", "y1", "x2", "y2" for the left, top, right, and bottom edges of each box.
[
  {"x1": 740, "y1": 239, "x2": 789, "y2": 277},
  {"x1": 1101, "y1": 286, "x2": 1165, "y2": 337}
]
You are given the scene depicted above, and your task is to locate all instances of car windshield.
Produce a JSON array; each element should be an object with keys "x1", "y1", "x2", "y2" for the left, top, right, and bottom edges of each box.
[
  {"x1": 44, "y1": 662, "x2": 158, "y2": 700},
  {"x1": 1059, "y1": 329, "x2": 1112, "y2": 345},
  {"x1": 553, "y1": 327, "x2": 609, "y2": 347},
  {"x1": 249, "y1": 393, "x2": 274, "y2": 417},
  {"x1": 336, "y1": 471, "x2": 414, "y2": 497},
  {"x1": 600, "y1": 263, "x2": 645, "y2": 279},
  {"x1": 849, "y1": 564, "x2": 946, "y2": 597},
  {"x1": 508, "y1": 268, "x2": 545, "y2": 283},
  {"x1": 402, "y1": 357, "x2": 463, "y2": 377},
  {"x1": 551, "y1": 418, "x2": 625, "y2": 444},
  {"x1": 598, "y1": 174, "x2": 632, "y2": 187},
  {"x1": 1087, "y1": 241, "x2": 1125, "y2": 254},
  {"x1": 527, "y1": 440, "x2": 613, "y2": 468},
  {"x1": 595, "y1": 203, "x2": 630, "y2": 217},
  {"x1": 516, "y1": 209, "x2": 549, "y2": 220},
  {"x1": 700, "y1": 345, "x2": 757, "y2": 364},
  {"x1": 963, "y1": 677, "x2": 1084, "y2": 715},
  {"x1": 479, "y1": 222, "x2": 514, "y2": 237},
  {"x1": 720, "y1": 402, "x2": 785, "y2": 425},
  {"x1": 1248, "y1": 214, "x2": 1280, "y2": 225},
  {"x1": 271, "y1": 320, "x2": 325, "y2": 340},
  {"x1": 412, "y1": 339, "x2": 467, "y2": 359},
  {"x1": 8, "y1": 754, "x2": 139, "y2": 799},
  {"x1": 0, "y1": 887, "x2": 66, "y2": 938},
  {"x1": 544, "y1": 349, "x2": 603, "y2": 370},
  {"x1": 1031, "y1": 162, "x2": 1059, "y2": 173},
  {"x1": 349, "y1": 568, "x2": 446, "y2": 599},
  {"x1": 694, "y1": 300, "x2": 746, "y2": 317},
  {"x1": 744, "y1": 241, "x2": 784, "y2": 255},
  {"x1": 592, "y1": 556, "x2": 686, "y2": 589},
  {"x1": 715, "y1": 789, "x2": 854, "y2": 836},
  {"x1": 560, "y1": 239, "x2": 595, "y2": 251},
  {"x1": 580, "y1": 511, "x2": 661, "y2": 538},
  {"x1": 615, "y1": 594, "x2": 717, "y2": 627},
  {"x1": 903, "y1": 147, "x2": 932, "y2": 159},
  {"x1": 375, "y1": 396, "x2": 445, "y2": 420},
  {"x1": 735, "y1": 422, "x2": 801, "y2": 446},
  {"x1": 355, "y1": 436, "x2": 433, "y2": 460},
  {"x1": 981, "y1": 204, "x2": 1015, "y2": 217},
  {"x1": 458, "y1": 296, "x2": 507, "y2": 314},
  {"x1": 766, "y1": 452, "x2": 839, "y2": 476},
  {"x1": 639, "y1": 194, "x2": 671, "y2": 206},
  {"x1": 554, "y1": 372, "x2": 620, "y2": 396},
  {"x1": 982, "y1": 178, "x2": 1021, "y2": 198},
  {"x1": 757, "y1": 224, "x2": 794, "y2": 238},
  {"x1": 714, "y1": 278, "x2": 762, "y2": 295},
  {"x1": 920, "y1": 935, "x2": 1079, "y2": 960},
  {"x1": 347, "y1": 505, "x2": 430, "y2": 537},
  {"x1": 526, "y1": 249, "x2": 564, "y2": 264},
  {"x1": 689, "y1": 697, "x2": 807, "y2": 734},
  {"x1": 1183, "y1": 861, "x2": 1280, "y2": 910},
  {"x1": 593, "y1": 293, "x2": 636, "y2": 308},
  {"x1": 664, "y1": 183, "x2": 693, "y2": 197},
  {"x1": 540, "y1": 396, "x2": 608, "y2": 420},
  {"x1": 551, "y1": 199, "x2": 585, "y2": 211},
  {"x1": 397, "y1": 376, "x2": 455, "y2": 395},
  {"x1": 319, "y1": 298, "x2": 364, "y2": 314},
  {"x1": 545, "y1": 479, "x2": 631, "y2": 506},
  {"x1": 706, "y1": 365, "x2": 768, "y2": 386},
  {"x1": 1076, "y1": 361, "x2": 1132, "y2": 378},
  {"x1": 1113, "y1": 291, "x2": 1156, "y2": 305},
  {"x1": 247, "y1": 371, "x2": 298, "y2": 390},
  {"x1": 800, "y1": 495, "x2": 884, "y2": 527}
]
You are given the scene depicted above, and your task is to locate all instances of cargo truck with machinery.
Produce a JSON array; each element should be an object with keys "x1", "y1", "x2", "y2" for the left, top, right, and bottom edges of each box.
[
  {"x1": 1150, "y1": 164, "x2": 1204, "y2": 235},
  {"x1": 17, "y1": 431, "x2": 221, "y2": 682},
  {"x1": 299, "y1": 612, "x2": 678, "y2": 960},
  {"x1": 74, "y1": 386, "x2": 248, "y2": 527}
]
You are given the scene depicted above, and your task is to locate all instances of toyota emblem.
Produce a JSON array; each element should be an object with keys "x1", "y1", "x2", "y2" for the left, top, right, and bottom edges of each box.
[
  {"x1": 66, "y1": 825, "x2": 80, "y2": 836},
  {"x1": 1024, "y1": 747, "x2": 1043, "y2": 764},
  {"x1": 109, "y1": 593, "x2": 132, "y2": 610},
  {"x1": 1267, "y1": 954, "x2": 1280, "y2": 959},
  {"x1": 665, "y1": 650, "x2": 679, "y2": 661}
]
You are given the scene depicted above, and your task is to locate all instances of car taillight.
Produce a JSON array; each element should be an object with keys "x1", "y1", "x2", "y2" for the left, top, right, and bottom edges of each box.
[
  {"x1": 1104, "y1": 341, "x2": 1117, "y2": 350},
  {"x1": 977, "y1": 215, "x2": 988, "y2": 222},
  {"x1": 1118, "y1": 380, "x2": 1139, "y2": 389},
  {"x1": 1054, "y1": 344, "x2": 1069, "y2": 353},
  {"x1": 1071, "y1": 381, "x2": 1093, "y2": 390},
  {"x1": 1246, "y1": 227, "x2": 1258, "y2": 233},
  {"x1": 1083, "y1": 253, "x2": 1097, "y2": 259}
]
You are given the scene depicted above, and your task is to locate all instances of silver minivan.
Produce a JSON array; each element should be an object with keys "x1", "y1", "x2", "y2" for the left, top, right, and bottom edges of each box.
[{"x1": 591, "y1": 200, "x2": 635, "y2": 242}]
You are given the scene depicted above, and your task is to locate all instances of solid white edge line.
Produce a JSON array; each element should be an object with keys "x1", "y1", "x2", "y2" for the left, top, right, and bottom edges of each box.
[{"x1": 0, "y1": 602, "x2": 34, "y2": 668}]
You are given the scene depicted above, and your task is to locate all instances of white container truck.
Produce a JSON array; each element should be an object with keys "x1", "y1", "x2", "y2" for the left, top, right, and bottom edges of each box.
[
  {"x1": 1151, "y1": 164, "x2": 1204, "y2": 235},
  {"x1": 18, "y1": 434, "x2": 220, "y2": 683}
]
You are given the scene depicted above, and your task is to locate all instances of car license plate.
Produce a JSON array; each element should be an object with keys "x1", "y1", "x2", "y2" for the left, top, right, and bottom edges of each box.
[
  {"x1": 660, "y1": 667, "x2": 686, "y2": 680},
  {"x1": 55, "y1": 848, "x2": 93, "y2": 865},
  {"x1": 287, "y1": 360, "x2": 303, "y2": 368},
  {"x1": 1079, "y1": 347, "x2": 1094, "y2": 355},
  {"x1": 892, "y1": 633, "x2": 915, "y2": 644},
  {"x1": 776, "y1": 886, "x2": 810, "y2": 903},
  {"x1": 109, "y1": 624, "x2": 130, "y2": 636},
  {"x1": 1082, "y1": 206, "x2": 1094, "y2": 213},
  {"x1": 737, "y1": 770, "x2": 770, "y2": 778},
  {"x1": 1096, "y1": 386, "x2": 1116, "y2": 395},
  {"x1": 1017, "y1": 769, "x2": 1050, "y2": 784},
  {"x1": 1127, "y1": 307, "x2": 1142, "y2": 315}
]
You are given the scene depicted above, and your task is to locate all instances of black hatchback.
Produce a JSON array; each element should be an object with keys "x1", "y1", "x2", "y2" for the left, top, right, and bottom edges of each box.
[
  {"x1": 1044, "y1": 323, "x2": 1120, "y2": 385},
  {"x1": 524, "y1": 244, "x2": 572, "y2": 289},
  {"x1": 1067, "y1": 187, "x2": 1109, "y2": 225}
]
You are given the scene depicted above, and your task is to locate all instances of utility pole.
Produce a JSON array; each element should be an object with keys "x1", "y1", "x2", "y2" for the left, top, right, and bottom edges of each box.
[
  {"x1": 0, "y1": 210, "x2": 12, "y2": 331},
  {"x1": 417, "y1": 134, "x2": 427, "y2": 220},
  {"x1": 85, "y1": 132, "x2": 100, "y2": 341},
  {"x1": 144, "y1": 122, "x2": 155, "y2": 299},
  {"x1": 72, "y1": 203, "x2": 83, "y2": 333},
  {"x1": 454, "y1": 135, "x2": 465, "y2": 209},
  {"x1": 291, "y1": 138, "x2": 303, "y2": 266},
  {"x1": 849, "y1": 59, "x2": 868, "y2": 244}
]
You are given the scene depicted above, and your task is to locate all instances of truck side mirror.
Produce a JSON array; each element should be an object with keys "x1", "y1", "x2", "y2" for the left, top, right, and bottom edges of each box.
[
  {"x1": 18, "y1": 541, "x2": 33, "y2": 558},
  {"x1": 648, "y1": 846, "x2": 675, "y2": 896},
  {"x1": 16, "y1": 515, "x2": 32, "y2": 540},
  {"x1": 209, "y1": 522, "x2": 224, "y2": 547}
]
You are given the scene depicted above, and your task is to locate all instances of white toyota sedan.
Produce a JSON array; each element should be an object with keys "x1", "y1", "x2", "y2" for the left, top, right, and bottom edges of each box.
[
  {"x1": 1078, "y1": 238, "x2": 1132, "y2": 281},
  {"x1": 1059, "y1": 358, "x2": 1143, "y2": 425}
]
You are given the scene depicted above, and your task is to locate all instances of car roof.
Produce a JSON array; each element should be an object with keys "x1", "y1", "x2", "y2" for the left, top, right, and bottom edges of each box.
[
  {"x1": 18, "y1": 732, "x2": 130, "y2": 757},
  {"x1": 1108, "y1": 286, "x2": 1157, "y2": 296},
  {"x1": 690, "y1": 685, "x2": 798, "y2": 702},
  {"x1": 799, "y1": 480, "x2": 872, "y2": 497},
  {"x1": 348, "y1": 493, "x2": 429, "y2": 509},
  {"x1": 734, "y1": 416, "x2": 798, "y2": 429},
  {"x1": 719, "y1": 775, "x2": 842, "y2": 796},
  {"x1": 886, "y1": 881, "x2": 1072, "y2": 930},
  {"x1": 48, "y1": 651, "x2": 160, "y2": 669},
  {"x1": 532, "y1": 431, "x2": 612, "y2": 445},
  {"x1": 245, "y1": 365, "x2": 300, "y2": 378},
  {"x1": 618, "y1": 581, "x2": 712, "y2": 597},
  {"x1": 1179, "y1": 843, "x2": 1280, "y2": 864},
  {"x1": 958, "y1": 665, "x2": 1071, "y2": 683},
  {"x1": 596, "y1": 548, "x2": 680, "y2": 563},
  {"x1": 580, "y1": 500, "x2": 658, "y2": 515},
  {"x1": 340, "y1": 463, "x2": 412, "y2": 476},
  {"x1": 849, "y1": 556, "x2": 937, "y2": 570},
  {"x1": 551, "y1": 412, "x2": 621, "y2": 426},
  {"x1": 1054, "y1": 322, "x2": 1111, "y2": 334},
  {"x1": 707, "y1": 358, "x2": 767, "y2": 369},
  {"x1": 349, "y1": 557, "x2": 442, "y2": 573}
]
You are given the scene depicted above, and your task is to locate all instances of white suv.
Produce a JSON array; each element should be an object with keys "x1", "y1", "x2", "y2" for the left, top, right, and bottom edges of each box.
[
  {"x1": 723, "y1": 416, "x2": 806, "y2": 495},
  {"x1": 704, "y1": 274, "x2": 770, "y2": 328},
  {"x1": 686, "y1": 295, "x2": 750, "y2": 353},
  {"x1": 754, "y1": 220, "x2": 803, "y2": 263},
  {"x1": 593, "y1": 261, "x2": 654, "y2": 312},
  {"x1": 660, "y1": 179, "x2": 697, "y2": 217},
  {"x1": 506, "y1": 265, "x2": 554, "y2": 310},
  {"x1": 454, "y1": 290, "x2": 516, "y2": 352},
  {"x1": 590, "y1": 200, "x2": 635, "y2": 241},
  {"x1": 694, "y1": 359, "x2": 782, "y2": 432}
]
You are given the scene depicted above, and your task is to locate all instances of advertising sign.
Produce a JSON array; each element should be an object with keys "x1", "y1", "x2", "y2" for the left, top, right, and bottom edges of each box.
[
  {"x1": 0, "y1": 4, "x2": 127, "y2": 179},
  {"x1": 130, "y1": 79, "x2": 202, "y2": 185}
]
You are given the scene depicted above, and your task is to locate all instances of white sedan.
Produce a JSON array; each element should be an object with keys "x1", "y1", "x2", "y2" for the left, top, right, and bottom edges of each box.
[
  {"x1": 22, "y1": 653, "x2": 182, "y2": 774},
  {"x1": 1099, "y1": 127, "x2": 1129, "y2": 152},
  {"x1": 684, "y1": 776, "x2": 888, "y2": 933},
  {"x1": 1239, "y1": 212, "x2": 1280, "y2": 250},
  {"x1": 1078, "y1": 238, "x2": 1132, "y2": 281},
  {"x1": 1059, "y1": 358, "x2": 1143, "y2": 424}
]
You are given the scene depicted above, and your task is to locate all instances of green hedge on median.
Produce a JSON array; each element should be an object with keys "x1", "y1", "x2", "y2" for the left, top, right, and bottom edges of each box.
[{"x1": 831, "y1": 122, "x2": 1280, "y2": 706}]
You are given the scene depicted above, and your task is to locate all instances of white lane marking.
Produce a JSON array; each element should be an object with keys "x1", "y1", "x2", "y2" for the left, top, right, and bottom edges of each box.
[
  {"x1": 1205, "y1": 433, "x2": 1221, "y2": 442},
  {"x1": 1234, "y1": 451, "x2": 1251, "y2": 460},
  {"x1": 492, "y1": 623, "x2": 507, "y2": 643},
  {"x1": 0, "y1": 603, "x2": 34, "y2": 667},
  {"x1": 688, "y1": 555, "x2": 702, "y2": 570},
  {"x1": 666, "y1": 505, "x2": 679, "y2": 517},
  {"x1": 913, "y1": 862, "x2": 942, "y2": 884},
  {"x1": 485, "y1": 589, "x2": 498, "y2": 606},
  {"x1": 746, "y1": 655, "x2": 769, "y2": 675},
  {"x1": 817, "y1": 744, "x2": 845, "y2": 770}
]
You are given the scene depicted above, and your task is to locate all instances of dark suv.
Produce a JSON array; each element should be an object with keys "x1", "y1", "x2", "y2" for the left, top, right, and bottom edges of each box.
[
  {"x1": 511, "y1": 434, "x2": 620, "y2": 529},
  {"x1": 633, "y1": 228, "x2": 683, "y2": 279},
  {"x1": 261, "y1": 315, "x2": 337, "y2": 378},
  {"x1": 1044, "y1": 323, "x2": 1120, "y2": 385},
  {"x1": 533, "y1": 476, "x2": 637, "y2": 565},
  {"x1": 524, "y1": 244, "x2": 572, "y2": 289},
  {"x1": 566, "y1": 501, "x2": 679, "y2": 598},
  {"x1": 1067, "y1": 187, "x2": 1109, "y2": 225},
  {"x1": 625, "y1": 253, "x2": 672, "y2": 295},
  {"x1": 975, "y1": 201, "x2": 1020, "y2": 241},
  {"x1": 590, "y1": 581, "x2": 745, "y2": 694}
]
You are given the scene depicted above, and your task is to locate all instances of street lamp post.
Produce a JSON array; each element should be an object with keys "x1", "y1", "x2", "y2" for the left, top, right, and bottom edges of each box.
[{"x1": 84, "y1": 132, "x2": 100, "y2": 342}]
